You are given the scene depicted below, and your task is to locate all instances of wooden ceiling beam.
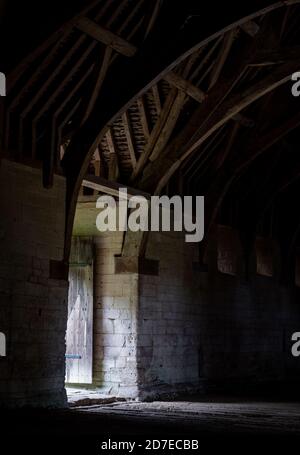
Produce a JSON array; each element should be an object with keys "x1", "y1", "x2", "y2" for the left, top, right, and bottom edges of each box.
[
  {"x1": 164, "y1": 71, "x2": 206, "y2": 103},
  {"x1": 152, "y1": 84, "x2": 162, "y2": 115},
  {"x1": 209, "y1": 29, "x2": 237, "y2": 90},
  {"x1": 81, "y1": 46, "x2": 113, "y2": 125},
  {"x1": 203, "y1": 110, "x2": 300, "y2": 237},
  {"x1": 165, "y1": 72, "x2": 254, "y2": 129},
  {"x1": 141, "y1": 59, "x2": 300, "y2": 193},
  {"x1": 137, "y1": 96, "x2": 150, "y2": 139},
  {"x1": 131, "y1": 87, "x2": 178, "y2": 181},
  {"x1": 61, "y1": 1, "x2": 300, "y2": 261},
  {"x1": 233, "y1": 110, "x2": 300, "y2": 175},
  {"x1": 250, "y1": 45, "x2": 300, "y2": 66},
  {"x1": 76, "y1": 17, "x2": 137, "y2": 57},
  {"x1": 30, "y1": 40, "x2": 97, "y2": 158},
  {"x1": 106, "y1": 128, "x2": 119, "y2": 180},
  {"x1": 149, "y1": 90, "x2": 186, "y2": 162},
  {"x1": 82, "y1": 174, "x2": 150, "y2": 199},
  {"x1": 122, "y1": 110, "x2": 137, "y2": 168}
]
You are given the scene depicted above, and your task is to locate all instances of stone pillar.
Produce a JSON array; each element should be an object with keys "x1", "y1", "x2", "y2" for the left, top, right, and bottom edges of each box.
[{"x1": 0, "y1": 159, "x2": 68, "y2": 407}]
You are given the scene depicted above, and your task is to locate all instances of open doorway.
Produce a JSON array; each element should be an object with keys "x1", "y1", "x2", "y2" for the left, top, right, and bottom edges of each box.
[{"x1": 65, "y1": 237, "x2": 94, "y2": 385}]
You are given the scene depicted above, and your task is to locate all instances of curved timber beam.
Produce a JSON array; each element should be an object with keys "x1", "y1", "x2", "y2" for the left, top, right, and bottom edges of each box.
[{"x1": 61, "y1": 1, "x2": 299, "y2": 260}]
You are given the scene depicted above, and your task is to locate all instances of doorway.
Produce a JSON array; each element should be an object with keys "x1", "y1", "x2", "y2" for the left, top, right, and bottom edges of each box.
[{"x1": 65, "y1": 237, "x2": 94, "y2": 384}]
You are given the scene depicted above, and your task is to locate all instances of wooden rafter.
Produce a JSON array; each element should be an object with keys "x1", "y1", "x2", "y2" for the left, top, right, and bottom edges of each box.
[
  {"x1": 209, "y1": 29, "x2": 237, "y2": 90},
  {"x1": 145, "y1": 0, "x2": 163, "y2": 39},
  {"x1": 81, "y1": 46, "x2": 113, "y2": 125},
  {"x1": 122, "y1": 110, "x2": 137, "y2": 168},
  {"x1": 50, "y1": 65, "x2": 95, "y2": 166},
  {"x1": 164, "y1": 72, "x2": 206, "y2": 103},
  {"x1": 152, "y1": 84, "x2": 162, "y2": 115},
  {"x1": 141, "y1": 59, "x2": 300, "y2": 194},
  {"x1": 7, "y1": 0, "x2": 104, "y2": 89},
  {"x1": 200, "y1": 110, "x2": 300, "y2": 241},
  {"x1": 149, "y1": 90, "x2": 186, "y2": 162},
  {"x1": 30, "y1": 40, "x2": 98, "y2": 157},
  {"x1": 44, "y1": 99, "x2": 82, "y2": 187},
  {"x1": 106, "y1": 128, "x2": 119, "y2": 180},
  {"x1": 61, "y1": 1, "x2": 300, "y2": 261},
  {"x1": 250, "y1": 45, "x2": 300, "y2": 66},
  {"x1": 130, "y1": 87, "x2": 178, "y2": 181},
  {"x1": 185, "y1": 125, "x2": 228, "y2": 184},
  {"x1": 164, "y1": 71, "x2": 254, "y2": 132},
  {"x1": 76, "y1": 17, "x2": 137, "y2": 57},
  {"x1": 82, "y1": 174, "x2": 150, "y2": 199},
  {"x1": 189, "y1": 37, "x2": 223, "y2": 83},
  {"x1": 137, "y1": 96, "x2": 150, "y2": 139}
]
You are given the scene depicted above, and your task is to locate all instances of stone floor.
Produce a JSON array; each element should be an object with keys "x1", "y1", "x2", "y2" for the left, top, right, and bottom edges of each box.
[
  {"x1": 3, "y1": 395, "x2": 300, "y2": 439},
  {"x1": 66, "y1": 387, "x2": 126, "y2": 407},
  {"x1": 71, "y1": 397, "x2": 300, "y2": 435}
]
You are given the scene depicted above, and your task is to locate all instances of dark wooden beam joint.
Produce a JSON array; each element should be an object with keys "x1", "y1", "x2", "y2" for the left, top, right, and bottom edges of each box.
[
  {"x1": 76, "y1": 17, "x2": 137, "y2": 57},
  {"x1": 114, "y1": 256, "x2": 159, "y2": 276}
]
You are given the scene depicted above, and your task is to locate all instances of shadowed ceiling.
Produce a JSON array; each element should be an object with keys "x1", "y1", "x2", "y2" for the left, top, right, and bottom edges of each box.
[{"x1": 1, "y1": 0, "x2": 300, "y2": 277}]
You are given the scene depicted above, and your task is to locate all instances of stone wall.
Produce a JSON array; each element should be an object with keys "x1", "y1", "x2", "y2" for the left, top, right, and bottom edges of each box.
[
  {"x1": 74, "y1": 200, "x2": 300, "y2": 400},
  {"x1": 137, "y1": 231, "x2": 201, "y2": 398},
  {"x1": 93, "y1": 231, "x2": 140, "y2": 398},
  {"x1": 197, "y1": 226, "x2": 300, "y2": 393},
  {"x1": 93, "y1": 227, "x2": 300, "y2": 398},
  {"x1": 91, "y1": 228, "x2": 201, "y2": 399},
  {"x1": 0, "y1": 159, "x2": 68, "y2": 407}
]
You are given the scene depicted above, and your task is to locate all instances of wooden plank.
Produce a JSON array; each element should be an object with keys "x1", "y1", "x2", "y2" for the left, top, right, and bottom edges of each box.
[
  {"x1": 209, "y1": 29, "x2": 237, "y2": 90},
  {"x1": 137, "y1": 96, "x2": 150, "y2": 139},
  {"x1": 143, "y1": 59, "x2": 300, "y2": 193},
  {"x1": 66, "y1": 237, "x2": 94, "y2": 384},
  {"x1": 31, "y1": 39, "x2": 97, "y2": 148},
  {"x1": 152, "y1": 84, "x2": 162, "y2": 114},
  {"x1": 76, "y1": 17, "x2": 137, "y2": 57},
  {"x1": 250, "y1": 46, "x2": 300, "y2": 67},
  {"x1": 145, "y1": 0, "x2": 163, "y2": 38},
  {"x1": 62, "y1": 1, "x2": 297, "y2": 261},
  {"x1": 50, "y1": 65, "x2": 95, "y2": 169},
  {"x1": 117, "y1": 0, "x2": 146, "y2": 35},
  {"x1": 131, "y1": 87, "x2": 178, "y2": 181},
  {"x1": 93, "y1": 147, "x2": 101, "y2": 177},
  {"x1": 7, "y1": 0, "x2": 104, "y2": 89},
  {"x1": 82, "y1": 46, "x2": 113, "y2": 125},
  {"x1": 55, "y1": 99, "x2": 82, "y2": 172},
  {"x1": 122, "y1": 111, "x2": 137, "y2": 167},
  {"x1": 165, "y1": 72, "x2": 253, "y2": 130},
  {"x1": 164, "y1": 72, "x2": 206, "y2": 103},
  {"x1": 149, "y1": 90, "x2": 186, "y2": 162},
  {"x1": 189, "y1": 37, "x2": 223, "y2": 83},
  {"x1": 106, "y1": 129, "x2": 119, "y2": 180},
  {"x1": 82, "y1": 174, "x2": 150, "y2": 199},
  {"x1": 184, "y1": 61, "x2": 300, "y2": 158}
]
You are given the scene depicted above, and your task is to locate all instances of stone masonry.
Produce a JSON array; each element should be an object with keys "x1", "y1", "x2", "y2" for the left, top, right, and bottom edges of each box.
[{"x1": 0, "y1": 159, "x2": 68, "y2": 407}]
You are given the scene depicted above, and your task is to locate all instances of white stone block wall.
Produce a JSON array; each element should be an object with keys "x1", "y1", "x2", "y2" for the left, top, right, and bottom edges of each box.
[
  {"x1": 93, "y1": 232, "x2": 139, "y2": 398},
  {"x1": 0, "y1": 159, "x2": 68, "y2": 407},
  {"x1": 92, "y1": 229, "x2": 201, "y2": 399}
]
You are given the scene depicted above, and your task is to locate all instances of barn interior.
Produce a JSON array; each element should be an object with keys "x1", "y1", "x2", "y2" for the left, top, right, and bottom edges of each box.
[{"x1": 1, "y1": 0, "x2": 300, "y2": 441}]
